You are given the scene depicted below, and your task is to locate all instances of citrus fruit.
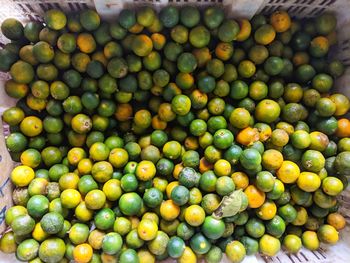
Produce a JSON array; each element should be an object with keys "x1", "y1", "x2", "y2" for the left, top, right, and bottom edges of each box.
[
  {"x1": 39, "y1": 238, "x2": 66, "y2": 263},
  {"x1": 317, "y1": 224, "x2": 339, "y2": 244},
  {"x1": 283, "y1": 234, "x2": 302, "y2": 254},
  {"x1": 40, "y1": 212, "x2": 64, "y2": 234},
  {"x1": 201, "y1": 216, "x2": 225, "y2": 240},
  {"x1": 10, "y1": 165, "x2": 35, "y2": 187},
  {"x1": 276, "y1": 161, "x2": 300, "y2": 184},
  {"x1": 244, "y1": 185, "x2": 266, "y2": 209},
  {"x1": 190, "y1": 233, "x2": 211, "y2": 255},
  {"x1": 102, "y1": 232, "x2": 123, "y2": 255},
  {"x1": 259, "y1": 234, "x2": 281, "y2": 256},
  {"x1": 255, "y1": 24, "x2": 276, "y2": 45},
  {"x1": 270, "y1": 11, "x2": 291, "y2": 32},
  {"x1": 119, "y1": 193, "x2": 142, "y2": 216},
  {"x1": 302, "y1": 231, "x2": 320, "y2": 251},
  {"x1": 327, "y1": 212, "x2": 346, "y2": 230},
  {"x1": 226, "y1": 240, "x2": 246, "y2": 263},
  {"x1": 1, "y1": 18, "x2": 24, "y2": 40},
  {"x1": 185, "y1": 205, "x2": 205, "y2": 227},
  {"x1": 189, "y1": 26, "x2": 210, "y2": 48},
  {"x1": 44, "y1": 9, "x2": 67, "y2": 30}
]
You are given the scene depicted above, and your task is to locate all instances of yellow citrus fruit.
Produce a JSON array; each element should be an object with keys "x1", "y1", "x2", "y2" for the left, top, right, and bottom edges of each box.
[
  {"x1": 135, "y1": 160, "x2": 156, "y2": 181},
  {"x1": 276, "y1": 161, "x2": 300, "y2": 184},
  {"x1": 10, "y1": 165, "x2": 35, "y2": 187}
]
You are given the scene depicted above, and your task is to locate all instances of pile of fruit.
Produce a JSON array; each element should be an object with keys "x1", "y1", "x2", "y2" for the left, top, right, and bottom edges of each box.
[{"x1": 0, "y1": 5, "x2": 349, "y2": 263}]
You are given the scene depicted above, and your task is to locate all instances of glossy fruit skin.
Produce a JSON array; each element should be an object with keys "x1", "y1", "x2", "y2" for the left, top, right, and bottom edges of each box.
[
  {"x1": 10, "y1": 165, "x2": 35, "y2": 187},
  {"x1": 266, "y1": 215, "x2": 286, "y2": 238},
  {"x1": 102, "y1": 232, "x2": 123, "y2": 255},
  {"x1": 137, "y1": 219, "x2": 158, "y2": 241},
  {"x1": 245, "y1": 217, "x2": 265, "y2": 238},
  {"x1": 27, "y1": 195, "x2": 50, "y2": 218},
  {"x1": 317, "y1": 224, "x2": 339, "y2": 244},
  {"x1": 301, "y1": 150, "x2": 325, "y2": 173},
  {"x1": 259, "y1": 234, "x2": 281, "y2": 256},
  {"x1": 167, "y1": 236, "x2": 185, "y2": 258},
  {"x1": 38, "y1": 238, "x2": 66, "y2": 263},
  {"x1": 213, "y1": 129, "x2": 234, "y2": 149},
  {"x1": 244, "y1": 185, "x2": 266, "y2": 209},
  {"x1": 171, "y1": 94, "x2": 192, "y2": 116},
  {"x1": 148, "y1": 231, "x2": 169, "y2": 256},
  {"x1": 94, "y1": 208, "x2": 115, "y2": 230},
  {"x1": 264, "y1": 56, "x2": 284, "y2": 75},
  {"x1": 240, "y1": 149, "x2": 261, "y2": 170},
  {"x1": 16, "y1": 239, "x2": 39, "y2": 261},
  {"x1": 1, "y1": 18, "x2": 24, "y2": 41},
  {"x1": 230, "y1": 108, "x2": 251, "y2": 129},
  {"x1": 143, "y1": 187, "x2": 163, "y2": 208},
  {"x1": 171, "y1": 185, "x2": 190, "y2": 206},
  {"x1": 40, "y1": 212, "x2": 64, "y2": 234},
  {"x1": 255, "y1": 99, "x2": 280, "y2": 123},
  {"x1": 201, "y1": 216, "x2": 225, "y2": 240},
  {"x1": 185, "y1": 205, "x2": 205, "y2": 227},
  {"x1": 44, "y1": 9, "x2": 67, "y2": 30},
  {"x1": 278, "y1": 204, "x2": 297, "y2": 223},
  {"x1": 218, "y1": 19, "x2": 240, "y2": 42},
  {"x1": 327, "y1": 212, "x2": 346, "y2": 230},
  {"x1": 73, "y1": 243, "x2": 93, "y2": 263},
  {"x1": 119, "y1": 193, "x2": 142, "y2": 216},
  {"x1": 335, "y1": 151, "x2": 350, "y2": 175},
  {"x1": 283, "y1": 234, "x2": 302, "y2": 254},
  {"x1": 322, "y1": 177, "x2": 343, "y2": 196},
  {"x1": 297, "y1": 172, "x2": 321, "y2": 192},
  {"x1": 256, "y1": 200, "x2": 277, "y2": 220},
  {"x1": 225, "y1": 240, "x2": 246, "y2": 263},
  {"x1": 190, "y1": 233, "x2": 211, "y2": 255},
  {"x1": 0, "y1": 232, "x2": 17, "y2": 254},
  {"x1": 256, "y1": 171, "x2": 275, "y2": 192}
]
